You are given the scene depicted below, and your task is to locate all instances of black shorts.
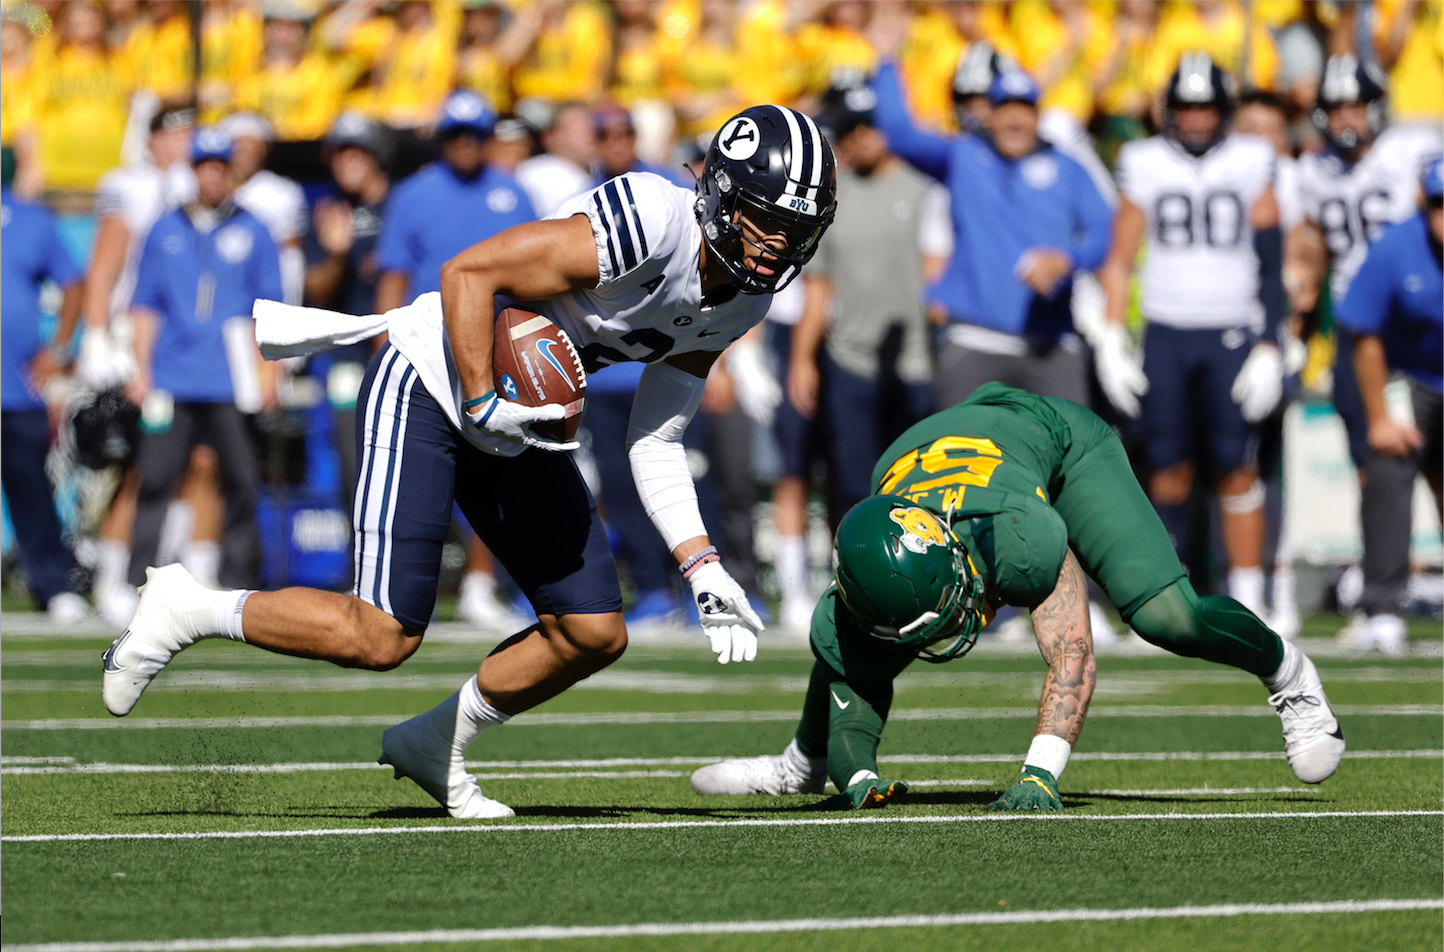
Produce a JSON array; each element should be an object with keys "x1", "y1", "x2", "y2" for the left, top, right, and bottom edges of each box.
[
  {"x1": 1141, "y1": 324, "x2": 1259, "y2": 475},
  {"x1": 353, "y1": 346, "x2": 621, "y2": 629}
]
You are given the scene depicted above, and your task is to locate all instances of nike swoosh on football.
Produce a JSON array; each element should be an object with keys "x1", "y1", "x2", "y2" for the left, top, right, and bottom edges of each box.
[
  {"x1": 831, "y1": 690, "x2": 850, "y2": 710},
  {"x1": 697, "y1": 329, "x2": 720, "y2": 337}
]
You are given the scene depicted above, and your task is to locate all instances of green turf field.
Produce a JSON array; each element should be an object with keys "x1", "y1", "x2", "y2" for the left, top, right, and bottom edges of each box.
[{"x1": 3, "y1": 613, "x2": 1441, "y2": 952}]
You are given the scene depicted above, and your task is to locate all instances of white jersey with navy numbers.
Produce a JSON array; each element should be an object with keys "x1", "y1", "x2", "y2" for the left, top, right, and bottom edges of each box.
[
  {"x1": 1297, "y1": 124, "x2": 1443, "y2": 301},
  {"x1": 522, "y1": 171, "x2": 772, "y2": 370},
  {"x1": 1117, "y1": 133, "x2": 1276, "y2": 330},
  {"x1": 260, "y1": 171, "x2": 770, "y2": 450}
]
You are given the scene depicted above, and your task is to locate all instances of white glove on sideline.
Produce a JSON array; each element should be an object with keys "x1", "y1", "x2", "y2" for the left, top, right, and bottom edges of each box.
[
  {"x1": 466, "y1": 391, "x2": 578, "y2": 452},
  {"x1": 76, "y1": 327, "x2": 135, "y2": 390},
  {"x1": 688, "y1": 560, "x2": 764, "y2": 664},
  {"x1": 724, "y1": 342, "x2": 781, "y2": 427},
  {"x1": 1231, "y1": 343, "x2": 1284, "y2": 423},
  {"x1": 1093, "y1": 321, "x2": 1149, "y2": 418}
]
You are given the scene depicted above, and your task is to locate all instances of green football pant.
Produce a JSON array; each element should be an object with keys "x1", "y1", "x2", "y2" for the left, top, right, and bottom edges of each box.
[
  {"x1": 1042, "y1": 398, "x2": 1283, "y2": 678},
  {"x1": 794, "y1": 657, "x2": 893, "y2": 792}
]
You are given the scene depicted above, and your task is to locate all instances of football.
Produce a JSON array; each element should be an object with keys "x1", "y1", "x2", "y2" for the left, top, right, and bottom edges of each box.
[{"x1": 492, "y1": 307, "x2": 587, "y2": 442}]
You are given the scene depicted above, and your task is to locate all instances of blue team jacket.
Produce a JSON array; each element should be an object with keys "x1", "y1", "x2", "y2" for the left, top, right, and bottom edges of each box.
[{"x1": 872, "y1": 62, "x2": 1114, "y2": 341}]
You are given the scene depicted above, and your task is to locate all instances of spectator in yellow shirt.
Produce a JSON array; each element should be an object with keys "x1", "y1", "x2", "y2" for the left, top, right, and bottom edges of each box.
[
  {"x1": 332, "y1": 0, "x2": 458, "y2": 130},
  {"x1": 663, "y1": 0, "x2": 743, "y2": 141},
  {"x1": 1145, "y1": 0, "x2": 1278, "y2": 94},
  {"x1": 1376, "y1": 0, "x2": 1444, "y2": 121},
  {"x1": 510, "y1": 1, "x2": 611, "y2": 104},
  {"x1": 1010, "y1": 0, "x2": 1113, "y2": 124},
  {"x1": 27, "y1": 0, "x2": 134, "y2": 192},
  {"x1": 234, "y1": 4, "x2": 348, "y2": 142},
  {"x1": 199, "y1": 1, "x2": 264, "y2": 123},
  {"x1": 124, "y1": 0, "x2": 193, "y2": 105},
  {"x1": 458, "y1": 0, "x2": 513, "y2": 114},
  {"x1": 609, "y1": 0, "x2": 667, "y2": 106},
  {"x1": 793, "y1": 1, "x2": 876, "y2": 100}
]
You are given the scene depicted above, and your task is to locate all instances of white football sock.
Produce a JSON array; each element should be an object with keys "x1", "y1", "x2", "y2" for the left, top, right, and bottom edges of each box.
[
  {"x1": 455, "y1": 675, "x2": 510, "y2": 758},
  {"x1": 1229, "y1": 567, "x2": 1265, "y2": 617},
  {"x1": 94, "y1": 539, "x2": 130, "y2": 600},
  {"x1": 1271, "y1": 565, "x2": 1296, "y2": 615},
  {"x1": 1263, "y1": 639, "x2": 1302, "y2": 693},
  {"x1": 182, "y1": 541, "x2": 221, "y2": 589},
  {"x1": 215, "y1": 590, "x2": 251, "y2": 642},
  {"x1": 461, "y1": 572, "x2": 497, "y2": 600},
  {"x1": 774, "y1": 534, "x2": 808, "y2": 605},
  {"x1": 157, "y1": 500, "x2": 194, "y2": 566}
]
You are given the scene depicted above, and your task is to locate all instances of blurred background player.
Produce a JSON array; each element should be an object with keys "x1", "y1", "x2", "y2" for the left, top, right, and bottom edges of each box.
[
  {"x1": 124, "y1": 128, "x2": 281, "y2": 592},
  {"x1": 1, "y1": 150, "x2": 88, "y2": 622},
  {"x1": 303, "y1": 111, "x2": 394, "y2": 525},
  {"x1": 1098, "y1": 54, "x2": 1287, "y2": 619},
  {"x1": 514, "y1": 99, "x2": 597, "y2": 218},
  {"x1": 1333, "y1": 159, "x2": 1444, "y2": 654},
  {"x1": 220, "y1": 112, "x2": 307, "y2": 307},
  {"x1": 79, "y1": 105, "x2": 198, "y2": 624},
  {"x1": 1290, "y1": 52, "x2": 1442, "y2": 636}
]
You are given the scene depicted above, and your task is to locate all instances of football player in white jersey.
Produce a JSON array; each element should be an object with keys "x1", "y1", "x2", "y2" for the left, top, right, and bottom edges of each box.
[
  {"x1": 1097, "y1": 54, "x2": 1287, "y2": 618},
  {"x1": 78, "y1": 107, "x2": 199, "y2": 627},
  {"x1": 1292, "y1": 53, "x2": 1442, "y2": 470},
  {"x1": 102, "y1": 105, "x2": 838, "y2": 819},
  {"x1": 1291, "y1": 54, "x2": 1442, "y2": 649}
]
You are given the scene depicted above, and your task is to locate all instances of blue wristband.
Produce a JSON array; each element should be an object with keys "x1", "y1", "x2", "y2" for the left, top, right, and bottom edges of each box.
[{"x1": 463, "y1": 391, "x2": 496, "y2": 410}]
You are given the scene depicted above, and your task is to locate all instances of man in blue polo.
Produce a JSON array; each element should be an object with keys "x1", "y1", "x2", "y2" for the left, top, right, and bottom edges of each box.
[
  {"x1": 1, "y1": 152, "x2": 88, "y2": 622},
  {"x1": 125, "y1": 128, "x2": 283, "y2": 591},
  {"x1": 871, "y1": 59, "x2": 1114, "y2": 407},
  {"x1": 373, "y1": 91, "x2": 536, "y2": 313},
  {"x1": 1335, "y1": 157, "x2": 1444, "y2": 655}
]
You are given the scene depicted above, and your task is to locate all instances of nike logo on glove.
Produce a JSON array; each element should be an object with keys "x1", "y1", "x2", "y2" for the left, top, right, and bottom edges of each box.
[{"x1": 831, "y1": 690, "x2": 850, "y2": 710}]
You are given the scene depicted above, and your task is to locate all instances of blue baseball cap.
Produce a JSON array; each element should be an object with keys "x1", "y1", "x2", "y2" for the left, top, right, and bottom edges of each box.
[
  {"x1": 1422, "y1": 156, "x2": 1443, "y2": 200},
  {"x1": 987, "y1": 69, "x2": 1039, "y2": 107},
  {"x1": 437, "y1": 90, "x2": 497, "y2": 139},
  {"x1": 191, "y1": 127, "x2": 233, "y2": 164}
]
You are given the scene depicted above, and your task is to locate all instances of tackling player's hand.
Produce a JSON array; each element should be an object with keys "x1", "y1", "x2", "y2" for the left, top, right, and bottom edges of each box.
[
  {"x1": 840, "y1": 777, "x2": 908, "y2": 809},
  {"x1": 687, "y1": 560, "x2": 763, "y2": 664},
  {"x1": 466, "y1": 390, "x2": 578, "y2": 452},
  {"x1": 988, "y1": 766, "x2": 1063, "y2": 812},
  {"x1": 1230, "y1": 343, "x2": 1284, "y2": 422}
]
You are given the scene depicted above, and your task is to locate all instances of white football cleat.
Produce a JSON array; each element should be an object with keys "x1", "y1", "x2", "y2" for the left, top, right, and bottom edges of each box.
[
  {"x1": 101, "y1": 565, "x2": 216, "y2": 716},
  {"x1": 691, "y1": 740, "x2": 826, "y2": 796},
  {"x1": 1269, "y1": 653, "x2": 1346, "y2": 784},
  {"x1": 1358, "y1": 614, "x2": 1407, "y2": 657},
  {"x1": 47, "y1": 592, "x2": 90, "y2": 626},
  {"x1": 379, "y1": 696, "x2": 514, "y2": 819}
]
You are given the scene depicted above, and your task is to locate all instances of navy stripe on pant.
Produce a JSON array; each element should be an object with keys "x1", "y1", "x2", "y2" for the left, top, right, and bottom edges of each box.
[{"x1": 353, "y1": 345, "x2": 621, "y2": 630}]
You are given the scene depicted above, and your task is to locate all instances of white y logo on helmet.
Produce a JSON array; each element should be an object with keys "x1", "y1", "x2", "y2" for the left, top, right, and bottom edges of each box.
[{"x1": 717, "y1": 117, "x2": 760, "y2": 160}]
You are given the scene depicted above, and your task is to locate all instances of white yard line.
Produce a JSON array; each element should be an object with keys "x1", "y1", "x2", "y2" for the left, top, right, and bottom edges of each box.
[
  {"x1": 4, "y1": 703, "x2": 1439, "y2": 732},
  {"x1": 6, "y1": 898, "x2": 1443, "y2": 952},
  {"x1": 4, "y1": 748, "x2": 1440, "y2": 776},
  {"x1": 5, "y1": 809, "x2": 1440, "y2": 845}
]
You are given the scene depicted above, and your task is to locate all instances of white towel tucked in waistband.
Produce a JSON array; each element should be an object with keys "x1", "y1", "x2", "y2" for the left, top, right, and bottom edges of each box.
[{"x1": 253, "y1": 298, "x2": 388, "y2": 360}]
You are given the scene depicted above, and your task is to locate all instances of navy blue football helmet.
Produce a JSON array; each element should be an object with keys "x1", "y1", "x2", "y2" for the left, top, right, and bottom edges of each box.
[{"x1": 695, "y1": 105, "x2": 837, "y2": 294}]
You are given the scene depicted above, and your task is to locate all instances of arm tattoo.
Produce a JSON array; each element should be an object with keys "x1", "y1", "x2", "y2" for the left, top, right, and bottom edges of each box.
[{"x1": 1029, "y1": 548, "x2": 1096, "y2": 746}]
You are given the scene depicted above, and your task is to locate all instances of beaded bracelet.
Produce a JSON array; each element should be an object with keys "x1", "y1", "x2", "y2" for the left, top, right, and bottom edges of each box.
[{"x1": 679, "y1": 545, "x2": 719, "y2": 577}]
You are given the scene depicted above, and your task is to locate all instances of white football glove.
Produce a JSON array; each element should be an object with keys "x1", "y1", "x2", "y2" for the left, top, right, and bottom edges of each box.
[
  {"x1": 1093, "y1": 321, "x2": 1149, "y2": 418},
  {"x1": 688, "y1": 560, "x2": 764, "y2": 664},
  {"x1": 76, "y1": 326, "x2": 135, "y2": 390},
  {"x1": 1230, "y1": 343, "x2": 1284, "y2": 423},
  {"x1": 466, "y1": 390, "x2": 578, "y2": 453},
  {"x1": 724, "y1": 341, "x2": 781, "y2": 427}
]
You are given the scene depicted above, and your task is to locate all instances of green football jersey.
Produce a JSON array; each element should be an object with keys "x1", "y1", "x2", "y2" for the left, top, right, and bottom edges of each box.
[{"x1": 869, "y1": 382, "x2": 1074, "y2": 609}]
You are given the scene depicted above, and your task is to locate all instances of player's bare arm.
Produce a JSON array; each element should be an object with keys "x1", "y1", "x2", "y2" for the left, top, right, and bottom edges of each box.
[
  {"x1": 1285, "y1": 219, "x2": 1326, "y2": 313},
  {"x1": 439, "y1": 214, "x2": 600, "y2": 404},
  {"x1": 1029, "y1": 548, "x2": 1097, "y2": 747}
]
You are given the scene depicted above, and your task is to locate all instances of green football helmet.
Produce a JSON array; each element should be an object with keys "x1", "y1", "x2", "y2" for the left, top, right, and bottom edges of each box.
[{"x1": 832, "y1": 494, "x2": 987, "y2": 663}]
